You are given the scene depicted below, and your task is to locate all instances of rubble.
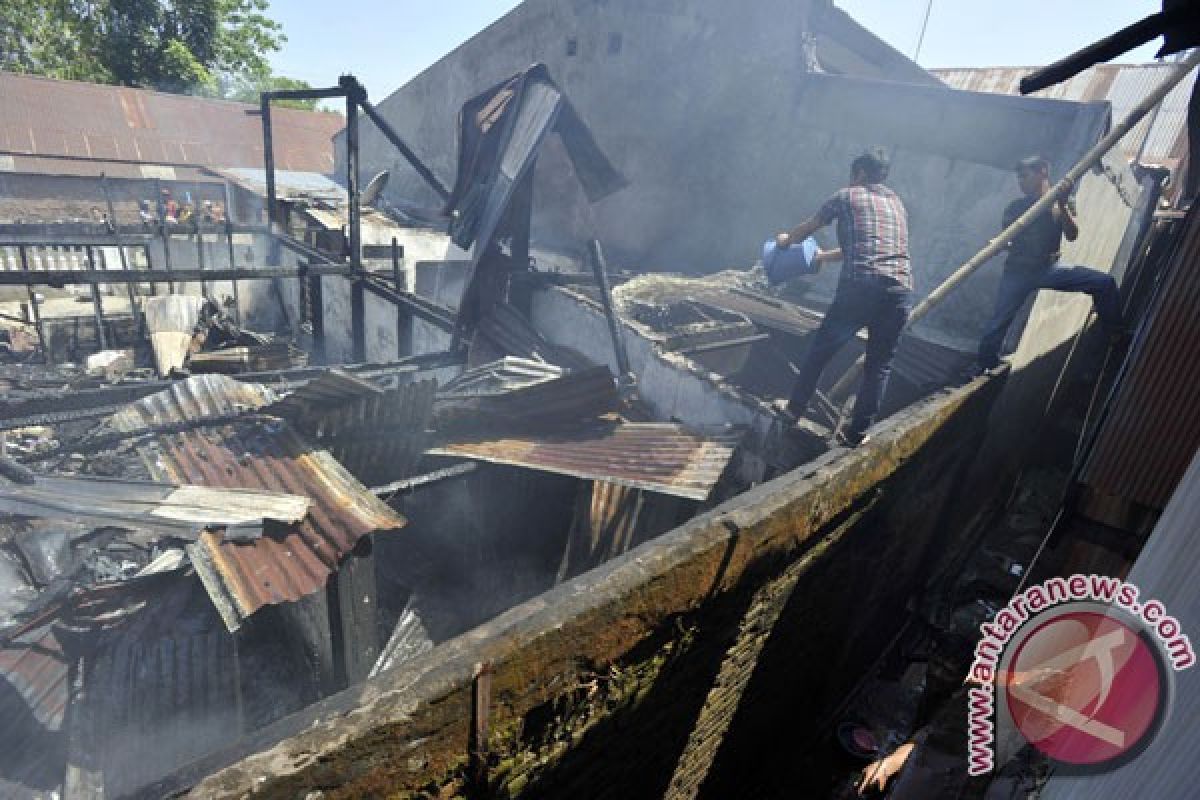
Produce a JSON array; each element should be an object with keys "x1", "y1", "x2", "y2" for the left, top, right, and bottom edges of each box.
[{"x1": 84, "y1": 348, "x2": 133, "y2": 381}]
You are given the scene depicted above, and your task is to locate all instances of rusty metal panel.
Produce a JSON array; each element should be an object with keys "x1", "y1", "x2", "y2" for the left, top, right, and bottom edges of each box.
[
  {"x1": 110, "y1": 375, "x2": 405, "y2": 630},
  {"x1": 430, "y1": 422, "x2": 739, "y2": 501},
  {"x1": 469, "y1": 303, "x2": 595, "y2": 371},
  {"x1": 0, "y1": 72, "x2": 341, "y2": 173},
  {"x1": 266, "y1": 371, "x2": 436, "y2": 485},
  {"x1": 1081, "y1": 208, "x2": 1200, "y2": 510},
  {"x1": 437, "y1": 363, "x2": 618, "y2": 429},
  {"x1": 265, "y1": 368, "x2": 384, "y2": 420},
  {"x1": 0, "y1": 624, "x2": 69, "y2": 790},
  {"x1": 1042, "y1": 453, "x2": 1200, "y2": 800}
]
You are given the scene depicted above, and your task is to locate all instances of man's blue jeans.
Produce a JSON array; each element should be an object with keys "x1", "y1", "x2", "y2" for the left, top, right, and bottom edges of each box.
[
  {"x1": 977, "y1": 263, "x2": 1122, "y2": 368},
  {"x1": 787, "y1": 280, "x2": 913, "y2": 436}
]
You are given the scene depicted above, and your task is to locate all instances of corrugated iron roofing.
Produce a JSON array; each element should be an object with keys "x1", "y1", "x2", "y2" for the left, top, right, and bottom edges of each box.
[
  {"x1": 305, "y1": 381, "x2": 436, "y2": 487},
  {"x1": 430, "y1": 422, "x2": 739, "y2": 501},
  {"x1": 265, "y1": 368, "x2": 383, "y2": 419},
  {"x1": 1081, "y1": 206, "x2": 1200, "y2": 510},
  {"x1": 0, "y1": 71, "x2": 341, "y2": 174},
  {"x1": 469, "y1": 301, "x2": 596, "y2": 371},
  {"x1": 1040, "y1": 452, "x2": 1200, "y2": 800},
  {"x1": 437, "y1": 364, "x2": 618, "y2": 430},
  {"x1": 110, "y1": 375, "x2": 405, "y2": 631},
  {"x1": 932, "y1": 63, "x2": 1195, "y2": 170},
  {"x1": 0, "y1": 624, "x2": 68, "y2": 789},
  {"x1": 216, "y1": 168, "x2": 346, "y2": 203}
]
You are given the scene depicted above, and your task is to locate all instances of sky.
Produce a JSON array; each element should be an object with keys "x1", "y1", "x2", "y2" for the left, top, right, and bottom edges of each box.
[{"x1": 267, "y1": 0, "x2": 1167, "y2": 107}]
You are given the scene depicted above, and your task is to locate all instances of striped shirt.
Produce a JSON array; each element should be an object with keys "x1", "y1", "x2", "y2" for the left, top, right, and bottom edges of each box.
[{"x1": 818, "y1": 184, "x2": 912, "y2": 290}]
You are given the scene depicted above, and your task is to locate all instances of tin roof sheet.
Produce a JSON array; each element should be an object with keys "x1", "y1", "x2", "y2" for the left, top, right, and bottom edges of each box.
[
  {"x1": 0, "y1": 71, "x2": 341, "y2": 174},
  {"x1": 1082, "y1": 207, "x2": 1200, "y2": 509},
  {"x1": 109, "y1": 375, "x2": 405, "y2": 630},
  {"x1": 430, "y1": 422, "x2": 739, "y2": 501}
]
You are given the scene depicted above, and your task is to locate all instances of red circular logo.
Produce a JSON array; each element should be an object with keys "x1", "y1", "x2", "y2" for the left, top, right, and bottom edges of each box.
[{"x1": 1005, "y1": 609, "x2": 1167, "y2": 769}]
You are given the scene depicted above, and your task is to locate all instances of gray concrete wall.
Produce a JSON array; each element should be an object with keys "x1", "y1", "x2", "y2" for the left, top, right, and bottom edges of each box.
[
  {"x1": 339, "y1": 0, "x2": 932, "y2": 263},
  {"x1": 343, "y1": 0, "x2": 1108, "y2": 348},
  {"x1": 362, "y1": 290, "x2": 401, "y2": 363},
  {"x1": 319, "y1": 274, "x2": 355, "y2": 364}
]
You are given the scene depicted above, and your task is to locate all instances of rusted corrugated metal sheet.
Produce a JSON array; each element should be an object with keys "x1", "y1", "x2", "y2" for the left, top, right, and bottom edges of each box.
[
  {"x1": 0, "y1": 72, "x2": 341, "y2": 173},
  {"x1": 0, "y1": 624, "x2": 68, "y2": 731},
  {"x1": 1081, "y1": 207, "x2": 1200, "y2": 510},
  {"x1": 430, "y1": 422, "x2": 739, "y2": 501},
  {"x1": 1041, "y1": 452, "x2": 1200, "y2": 800},
  {"x1": 265, "y1": 368, "x2": 383, "y2": 420},
  {"x1": 0, "y1": 624, "x2": 68, "y2": 790},
  {"x1": 932, "y1": 64, "x2": 1195, "y2": 171},
  {"x1": 266, "y1": 371, "x2": 435, "y2": 485},
  {"x1": 437, "y1": 363, "x2": 618, "y2": 429},
  {"x1": 110, "y1": 375, "x2": 405, "y2": 630},
  {"x1": 469, "y1": 303, "x2": 595, "y2": 371}
]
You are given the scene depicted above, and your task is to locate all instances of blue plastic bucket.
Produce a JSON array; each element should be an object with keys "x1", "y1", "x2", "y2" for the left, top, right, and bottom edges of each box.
[{"x1": 762, "y1": 236, "x2": 818, "y2": 285}]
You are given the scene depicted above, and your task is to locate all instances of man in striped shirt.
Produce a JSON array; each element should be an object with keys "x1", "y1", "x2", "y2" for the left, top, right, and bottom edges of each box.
[{"x1": 774, "y1": 149, "x2": 914, "y2": 446}]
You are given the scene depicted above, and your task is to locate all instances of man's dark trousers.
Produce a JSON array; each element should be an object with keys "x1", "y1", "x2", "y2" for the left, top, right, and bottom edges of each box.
[
  {"x1": 977, "y1": 263, "x2": 1121, "y2": 368},
  {"x1": 787, "y1": 279, "x2": 913, "y2": 436}
]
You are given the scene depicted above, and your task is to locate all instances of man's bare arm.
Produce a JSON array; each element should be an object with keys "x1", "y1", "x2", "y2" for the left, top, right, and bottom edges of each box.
[
  {"x1": 776, "y1": 215, "x2": 826, "y2": 248},
  {"x1": 815, "y1": 247, "x2": 843, "y2": 264}
]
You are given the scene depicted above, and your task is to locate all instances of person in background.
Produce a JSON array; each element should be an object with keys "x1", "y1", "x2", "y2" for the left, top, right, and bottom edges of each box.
[
  {"x1": 975, "y1": 155, "x2": 1123, "y2": 371},
  {"x1": 201, "y1": 200, "x2": 215, "y2": 224},
  {"x1": 177, "y1": 203, "x2": 194, "y2": 225},
  {"x1": 162, "y1": 189, "x2": 178, "y2": 224},
  {"x1": 774, "y1": 148, "x2": 914, "y2": 447},
  {"x1": 138, "y1": 199, "x2": 156, "y2": 227},
  {"x1": 211, "y1": 202, "x2": 227, "y2": 225}
]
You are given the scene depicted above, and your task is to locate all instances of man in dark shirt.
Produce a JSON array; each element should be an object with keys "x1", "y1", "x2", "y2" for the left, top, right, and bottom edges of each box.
[
  {"x1": 976, "y1": 156, "x2": 1122, "y2": 370},
  {"x1": 775, "y1": 149, "x2": 913, "y2": 446}
]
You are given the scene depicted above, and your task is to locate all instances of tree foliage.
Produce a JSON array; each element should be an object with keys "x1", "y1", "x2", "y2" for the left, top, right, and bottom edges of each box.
[{"x1": 0, "y1": 0, "x2": 313, "y2": 104}]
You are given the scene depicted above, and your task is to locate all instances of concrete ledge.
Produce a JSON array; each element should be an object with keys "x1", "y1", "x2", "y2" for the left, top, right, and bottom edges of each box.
[{"x1": 141, "y1": 373, "x2": 1000, "y2": 799}]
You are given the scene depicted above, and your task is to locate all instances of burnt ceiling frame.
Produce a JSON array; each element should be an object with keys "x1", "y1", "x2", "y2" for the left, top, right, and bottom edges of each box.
[{"x1": 258, "y1": 75, "x2": 458, "y2": 362}]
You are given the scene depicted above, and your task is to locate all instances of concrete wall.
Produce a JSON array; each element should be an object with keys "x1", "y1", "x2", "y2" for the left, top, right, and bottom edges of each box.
[
  {"x1": 134, "y1": 372, "x2": 1003, "y2": 799},
  {"x1": 319, "y1": 274, "x2": 355, "y2": 364},
  {"x1": 344, "y1": 0, "x2": 1108, "y2": 348}
]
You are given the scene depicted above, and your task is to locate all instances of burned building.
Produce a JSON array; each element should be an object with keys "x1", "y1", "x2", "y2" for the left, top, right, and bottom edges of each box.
[{"x1": 0, "y1": 3, "x2": 1198, "y2": 798}]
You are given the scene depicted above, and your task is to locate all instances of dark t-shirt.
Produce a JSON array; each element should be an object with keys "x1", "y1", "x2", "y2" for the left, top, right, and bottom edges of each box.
[{"x1": 1003, "y1": 195, "x2": 1068, "y2": 270}]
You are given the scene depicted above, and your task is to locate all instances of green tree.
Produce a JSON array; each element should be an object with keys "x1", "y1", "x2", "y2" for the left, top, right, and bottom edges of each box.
[
  {"x1": 227, "y1": 72, "x2": 324, "y2": 111},
  {"x1": 0, "y1": 0, "x2": 310, "y2": 103}
]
